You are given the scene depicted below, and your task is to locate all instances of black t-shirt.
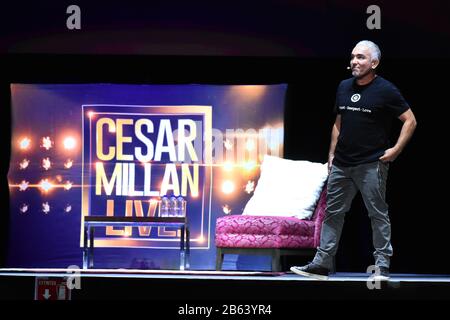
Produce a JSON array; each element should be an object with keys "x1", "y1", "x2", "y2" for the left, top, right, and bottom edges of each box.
[{"x1": 333, "y1": 76, "x2": 410, "y2": 166}]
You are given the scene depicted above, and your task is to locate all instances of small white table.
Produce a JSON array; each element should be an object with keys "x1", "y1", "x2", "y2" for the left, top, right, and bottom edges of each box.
[{"x1": 83, "y1": 216, "x2": 190, "y2": 270}]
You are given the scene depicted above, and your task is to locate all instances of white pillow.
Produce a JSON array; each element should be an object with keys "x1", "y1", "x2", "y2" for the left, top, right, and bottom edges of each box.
[{"x1": 242, "y1": 155, "x2": 328, "y2": 219}]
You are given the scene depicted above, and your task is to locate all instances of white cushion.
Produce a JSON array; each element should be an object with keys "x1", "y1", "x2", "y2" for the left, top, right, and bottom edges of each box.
[{"x1": 242, "y1": 155, "x2": 328, "y2": 219}]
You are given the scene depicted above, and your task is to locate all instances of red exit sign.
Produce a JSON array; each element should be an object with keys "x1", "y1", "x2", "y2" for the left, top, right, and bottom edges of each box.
[{"x1": 34, "y1": 277, "x2": 71, "y2": 300}]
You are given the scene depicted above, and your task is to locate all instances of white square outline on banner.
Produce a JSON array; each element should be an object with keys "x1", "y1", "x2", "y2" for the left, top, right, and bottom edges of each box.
[{"x1": 80, "y1": 104, "x2": 212, "y2": 250}]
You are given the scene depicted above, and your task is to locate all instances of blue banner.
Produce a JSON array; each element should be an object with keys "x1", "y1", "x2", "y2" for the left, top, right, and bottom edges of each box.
[{"x1": 8, "y1": 84, "x2": 286, "y2": 270}]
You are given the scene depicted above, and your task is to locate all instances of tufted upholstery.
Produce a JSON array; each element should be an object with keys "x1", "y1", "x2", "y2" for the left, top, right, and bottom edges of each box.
[
  {"x1": 215, "y1": 217, "x2": 315, "y2": 248},
  {"x1": 215, "y1": 186, "x2": 327, "y2": 271},
  {"x1": 216, "y1": 215, "x2": 315, "y2": 236}
]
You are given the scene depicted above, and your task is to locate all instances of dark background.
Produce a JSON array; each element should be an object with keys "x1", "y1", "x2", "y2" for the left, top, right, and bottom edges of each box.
[{"x1": 1, "y1": 1, "x2": 450, "y2": 275}]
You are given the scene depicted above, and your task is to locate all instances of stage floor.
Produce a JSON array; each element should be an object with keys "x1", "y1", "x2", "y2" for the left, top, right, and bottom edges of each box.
[
  {"x1": 1, "y1": 268, "x2": 450, "y2": 301},
  {"x1": 1, "y1": 268, "x2": 450, "y2": 283}
]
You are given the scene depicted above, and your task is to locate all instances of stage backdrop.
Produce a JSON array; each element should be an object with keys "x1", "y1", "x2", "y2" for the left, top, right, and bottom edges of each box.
[{"x1": 7, "y1": 84, "x2": 286, "y2": 270}]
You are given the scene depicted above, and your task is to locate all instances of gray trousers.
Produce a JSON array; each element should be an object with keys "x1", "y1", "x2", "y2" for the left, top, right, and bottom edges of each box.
[{"x1": 312, "y1": 161, "x2": 393, "y2": 270}]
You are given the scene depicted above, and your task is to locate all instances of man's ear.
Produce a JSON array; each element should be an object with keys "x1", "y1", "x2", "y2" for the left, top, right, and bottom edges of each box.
[{"x1": 372, "y1": 59, "x2": 380, "y2": 69}]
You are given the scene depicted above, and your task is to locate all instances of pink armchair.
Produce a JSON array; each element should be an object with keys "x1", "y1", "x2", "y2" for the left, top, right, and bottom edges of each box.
[{"x1": 215, "y1": 187, "x2": 328, "y2": 271}]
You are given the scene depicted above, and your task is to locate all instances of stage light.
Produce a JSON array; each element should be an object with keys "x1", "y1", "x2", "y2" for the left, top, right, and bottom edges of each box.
[
  {"x1": 243, "y1": 161, "x2": 256, "y2": 172},
  {"x1": 64, "y1": 181, "x2": 73, "y2": 190},
  {"x1": 191, "y1": 190, "x2": 199, "y2": 198},
  {"x1": 246, "y1": 139, "x2": 255, "y2": 151},
  {"x1": 222, "y1": 205, "x2": 231, "y2": 214},
  {"x1": 64, "y1": 159, "x2": 73, "y2": 169},
  {"x1": 65, "y1": 205, "x2": 72, "y2": 213},
  {"x1": 224, "y1": 139, "x2": 233, "y2": 150},
  {"x1": 19, "y1": 180, "x2": 29, "y2": 191},
  {"x1": 245, "y1": 181, "x2": 255, "y2": 194},
  {"x1": 19, "y1": 204, "x2": 29, "y2": 213},
  {"x1": 42, "y1": 157, "x2": 51, "y2": 170},
  {"x1": 19, "y1": 137, "x2": 31, "y2": 150},
  {"x1": 261, "y1": 125, "x2": 283, "y2": 153},
  {"x1": 269, "y1": 141, "x2": 282, "y2": 152},
  {"x1": 19, "y1": 159, "x2": 30, "y2": 170},
  {"x1": 223, "y1": 161, "x2": 233, "y2": 172},
  {"x1": 41, "y1": 137, "x2": 53, "y2": 150},
  {"x1": 39, "y1": 179, "x2": 54, "y2": 193},
  {"x1": 63, "y1": 136, "x2": 76, "y2": 150},
  {"x1": 42, "y1": 202, "x2": 50, "y2": 214},
  {"x1": 221, "y1": 180, "x2": 235, "y2": 194},
  {"x1": 87, "y1": 111, "x2": 94, "y2": 118}
]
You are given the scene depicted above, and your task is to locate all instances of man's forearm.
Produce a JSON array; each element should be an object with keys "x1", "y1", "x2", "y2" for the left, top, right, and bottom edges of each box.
[
  {"x1": 393, "y1": 118, "x2": 417, "y2": 152},
  {"x1": 329, "y1": 124, "x2": 339, "y2": 157}
]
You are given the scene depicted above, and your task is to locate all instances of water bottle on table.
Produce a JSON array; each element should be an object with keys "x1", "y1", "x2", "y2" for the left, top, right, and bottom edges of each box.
[
  {"x1": 160, "y1": 195, "x2": 169, "y2": 217},
  {"x1": 177, "y1": 196, "x2": 186, "y2": 217},
  {"x1": 169, "y1": 196, "x2": 177, "y2": 217}
]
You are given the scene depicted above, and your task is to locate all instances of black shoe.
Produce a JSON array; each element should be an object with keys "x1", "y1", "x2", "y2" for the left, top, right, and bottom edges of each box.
[
  {"x1": 370, "y1": 266, "x2": 390, "y2": 281},
  {"x1": 290, "y1": 263, "x2": 329, "y2": 280}
]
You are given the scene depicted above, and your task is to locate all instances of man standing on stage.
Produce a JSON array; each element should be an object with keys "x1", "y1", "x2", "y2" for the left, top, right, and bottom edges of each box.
[{"x1": 291, "y1": 40, "x2": 417, "y2": 280}]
